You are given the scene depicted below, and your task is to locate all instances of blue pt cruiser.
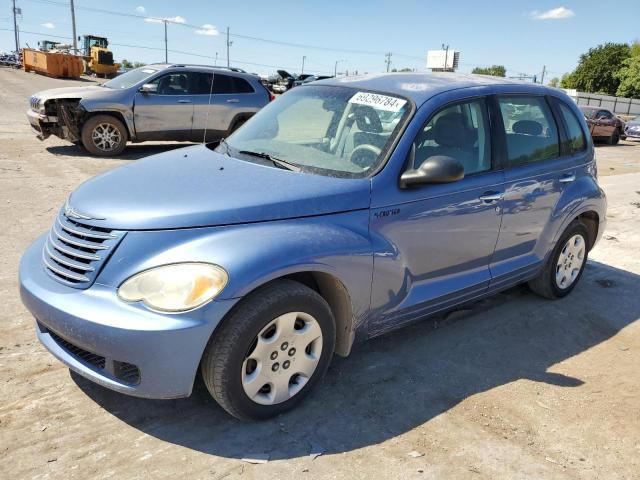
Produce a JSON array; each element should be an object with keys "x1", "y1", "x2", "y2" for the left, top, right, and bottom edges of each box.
[{"x1": 20, "y1": 73, "x2": 606, "y2": 420}]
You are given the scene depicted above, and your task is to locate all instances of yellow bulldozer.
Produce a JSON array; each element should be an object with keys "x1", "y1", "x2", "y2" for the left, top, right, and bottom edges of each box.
[{"x1": 80, "y1": 35, "x2": 119, "y2": 78}]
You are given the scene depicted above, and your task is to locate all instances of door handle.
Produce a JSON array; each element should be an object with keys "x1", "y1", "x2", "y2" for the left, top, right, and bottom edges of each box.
[
  {"x1": 177, "y1": 99, "x2": 191, "y2": 103},
  {"x1": 226, "y1": 99, "x2": 240, "y2": 103},
  {"x1": 479, "y1": 192, "x2": 504, "y2": 203},
  {"x1": 559, "y1": 173, "x2": 575, "y2": 183}
]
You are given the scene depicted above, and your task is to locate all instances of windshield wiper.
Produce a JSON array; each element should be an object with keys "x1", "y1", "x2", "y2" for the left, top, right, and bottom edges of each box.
[{"x1": 238, "y1": 150, "x2": 302, "y2": 172}]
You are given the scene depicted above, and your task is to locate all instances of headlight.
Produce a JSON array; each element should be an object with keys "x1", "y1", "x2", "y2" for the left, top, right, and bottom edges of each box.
[{"x1": 118, "y1": 263, "x2": 228, "y2": 312}]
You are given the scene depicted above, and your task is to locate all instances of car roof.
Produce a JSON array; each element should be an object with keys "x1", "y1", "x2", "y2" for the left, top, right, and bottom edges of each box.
[
  {"x1": 147, "y1": 63, "x2": 259, "y2": 79},
  {"x1": 315, "y1": 72, "x2": 552, "y2": 106}
]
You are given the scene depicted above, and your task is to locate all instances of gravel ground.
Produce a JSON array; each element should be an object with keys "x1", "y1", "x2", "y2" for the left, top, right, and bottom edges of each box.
[{"x1": 1, "y1": 67, "x2": 639, "y2": 480}]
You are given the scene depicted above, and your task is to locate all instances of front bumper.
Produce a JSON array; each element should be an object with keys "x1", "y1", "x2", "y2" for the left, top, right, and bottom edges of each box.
[
  {"x1": 26, "y1": 108, "x2": 57, "y2": 140},
  {"x1": 19, "y1": 235, "x2": 237, "y2": 399},
  {"x1": 624, "y1": 127, "x2": 640, "y2": 139}
]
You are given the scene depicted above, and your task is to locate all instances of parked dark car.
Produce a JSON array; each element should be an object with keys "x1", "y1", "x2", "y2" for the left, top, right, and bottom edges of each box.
[
  {"x1": 293, "y1": 75, "x2": 334, "y2": 87},
  {"x1": 624, "y1": 115, "x2": 640, "y2": 140},
  {"x1": 579, "y1": 106, "x2": 626, "y2": 144}
]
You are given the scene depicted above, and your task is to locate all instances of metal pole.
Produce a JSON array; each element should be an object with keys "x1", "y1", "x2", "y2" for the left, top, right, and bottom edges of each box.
[
  {"x1": 214, "y1": 52, "x2": 218, "y2": 66},
  {"x1": 70, "y1": 0, "x2": 77, "y2": 53},
  {"x1": 226, "y1": 26, "x2": 230, "y2": 68},
  {"x1": 334, "y1": 60, "x2": 338, "y2": 76},
  {"x1": 164, "y1": 20, "x2": 168, "y2": 63},
  {"x1": 301, "y1": 55, "x2": 306, "y2": 74},
  {"x1": 540, "y1": 65, "x2": 546, "y2": 84},
  {"x1": 12, "y1": 0, "x2": 19, "y2": 53}
]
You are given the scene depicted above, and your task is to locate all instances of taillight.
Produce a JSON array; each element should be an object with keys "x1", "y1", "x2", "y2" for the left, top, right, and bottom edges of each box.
[{"x1": 269, "y1": 93, "x2": 276, "y2": 102}]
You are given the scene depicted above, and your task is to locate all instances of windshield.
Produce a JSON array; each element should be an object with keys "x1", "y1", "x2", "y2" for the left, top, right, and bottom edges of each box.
[
  {"x1": 222, "y1": 85, "x2": 411, "y2": 177},
  {"x1": 103, "y1": 66, "x2": 159, "y2": 89}
]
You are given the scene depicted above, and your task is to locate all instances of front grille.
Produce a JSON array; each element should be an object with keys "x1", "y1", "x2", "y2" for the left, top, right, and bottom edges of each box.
[
  {"x1": 30, "y1": 96, "x2": 40, "y2": 112},
  {"x1": 44, "y1": 324, "x2": 141, "y2": 385},
  {"x1": 42, "y1": 212, "x2": 125, "y2": 288},
  {"x1": 49, "y1": 330, "x2": 106, "y2": 369}
]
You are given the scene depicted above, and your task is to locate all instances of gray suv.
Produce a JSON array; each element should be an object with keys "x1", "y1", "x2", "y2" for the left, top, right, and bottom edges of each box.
[{"x1": 27, "y1": 64, "x2": 271, "y2": 156}]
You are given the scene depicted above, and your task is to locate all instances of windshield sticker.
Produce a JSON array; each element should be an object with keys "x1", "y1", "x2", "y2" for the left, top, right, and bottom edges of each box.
[{"x1": 349, "y1": 92, "x2": 407, "y2": 112}]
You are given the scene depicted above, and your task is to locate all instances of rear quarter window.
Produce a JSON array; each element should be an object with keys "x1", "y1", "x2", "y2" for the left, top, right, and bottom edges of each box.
[{"x1": 558, "y1": 102, "x2": 587, "y2": 154}]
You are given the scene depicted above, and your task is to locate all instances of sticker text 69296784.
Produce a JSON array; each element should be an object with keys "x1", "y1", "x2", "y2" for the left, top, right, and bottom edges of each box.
[{"x1": 348, "y1": 92, "x2": 407, "y2": 112}]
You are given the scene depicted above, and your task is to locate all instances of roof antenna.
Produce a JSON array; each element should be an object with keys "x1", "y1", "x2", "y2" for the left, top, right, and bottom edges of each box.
[{"x1": 202, "y1": 70, "x2": 215, "y2": 143}]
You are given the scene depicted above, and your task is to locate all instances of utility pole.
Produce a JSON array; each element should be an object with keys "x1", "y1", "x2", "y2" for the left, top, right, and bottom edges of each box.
[
  {"x1": 214, "y1": 52, "x2": 218, "y2": 66},
  {"x1": 385, "y1": 52, "x2": 392, "y2": 72},
  {"x1": 70, "y1": 0, "x2": 77, "y2": 53},
  {"x1": 334, "y1": 60, "x2": 338, "y2": 76},
  {"x1": 12, "y1": 0, "x2": 19, "y2": 53},
  {"x1": 226, "y1": 26, "x2": 232, "y2": 68},
  {"x1": 301, "y1": 55, "x2": 306, "y2": 75},
  {"x1": 540, "y1": 65, "x2": 546, "y2": 84},
  {"x1": 163, "y1": 20, "x2": 168, "y2": 63}
]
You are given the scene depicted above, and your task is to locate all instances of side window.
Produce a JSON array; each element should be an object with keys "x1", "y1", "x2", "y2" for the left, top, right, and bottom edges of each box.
[
  {"x1": 213, "y1": 74, "x2": 235, "y2": 94},
  {"x1": 412, "y1": 98, "x2": 491, "y2": 175},
  {"x1": 190, "y1": 72, "x2": 214, "y2": 94},
  {"x1": 498, "y1": 96, "x2": 559, "y2": 166},
  {"x1": 149, "y1": 73, "x2": 190, "y2": 95},
  {"x1": 232, "y1": 77, "x2": 254, "y2": 94},
  {"x1": 558, "y1": 102, "x2": 587, "y2": 154}
]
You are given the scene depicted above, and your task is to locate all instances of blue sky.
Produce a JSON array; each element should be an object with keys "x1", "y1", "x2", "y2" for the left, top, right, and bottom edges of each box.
[{"x1": 1, "y1": 0, "x2": 639, "y2": 81}]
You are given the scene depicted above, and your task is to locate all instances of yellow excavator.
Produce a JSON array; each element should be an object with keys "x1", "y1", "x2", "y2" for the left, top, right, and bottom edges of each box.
[{"x1": 80, "y1": 35, "x2": 119, "y2": 78}]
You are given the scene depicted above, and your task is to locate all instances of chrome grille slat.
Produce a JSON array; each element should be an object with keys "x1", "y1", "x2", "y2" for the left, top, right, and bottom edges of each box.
[
  {"x1": 48, "y1": 231, "x2": 101, "y2": 261},
  {"x1": 42, "y1": 212, "x2": 125, "y2": 289},
  {"x1": 44, "y1": 242, "x2": 95, "y2": 272},
  {"x1": 57, "y1": 217, "x2": 117, "y2": 240},
  {"x1": 52, "y1": 222, "x2": 109, "y2": 250},
  {"x1": 42, "y1": 251, "x2": 90, "y2": 282}
]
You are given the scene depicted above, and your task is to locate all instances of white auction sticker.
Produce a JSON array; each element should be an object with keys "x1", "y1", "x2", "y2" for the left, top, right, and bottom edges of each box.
[{"x1": 348, "y1": 92, "x2": 407, "y2": 112}]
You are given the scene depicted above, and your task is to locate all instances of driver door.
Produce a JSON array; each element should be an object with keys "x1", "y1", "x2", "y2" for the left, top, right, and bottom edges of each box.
[
  {"x1": 133, "y1": 72, "x2": 195, "y2": 141},
  {"x1": 368, "y1": 97, "x2": 504, "y2": 333}
]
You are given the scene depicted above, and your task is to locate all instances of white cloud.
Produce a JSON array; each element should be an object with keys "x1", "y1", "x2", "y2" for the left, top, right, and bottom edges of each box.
[
  {"x1": 41, "y1": 22, "x2": 55, "y2": 29},
  {"x1": 195, "y1": 24, "x2": 219, "y2": 36},
  {"x1": 530, "y1": 6, "x2": 575, "y2": 20},
  {"x1": 144, "y1": 15, "x2": 186, "y2": 24},
  {"x1": 135, "y1": 6, "x2": 145, "y2": 13}
]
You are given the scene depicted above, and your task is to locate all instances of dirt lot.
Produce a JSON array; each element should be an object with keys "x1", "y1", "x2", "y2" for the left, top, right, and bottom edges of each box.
[{"x1": 1, "y1": 67, "x2": 639, "y2": 480}]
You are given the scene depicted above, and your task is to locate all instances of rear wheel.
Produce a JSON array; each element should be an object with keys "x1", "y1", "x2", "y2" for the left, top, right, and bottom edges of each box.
[
  {"x1": 528, "y1": 221, "x2": 589, "y2": 299},
  {"x1": 607, "y1": 129, "x2": 620, "y2": 145},
  {"x1": 81, "y1": 114, "x2": 128, "y2": 156},
  {"x1": 201, "y1": 280, "x2": 335, "y2": 420}
]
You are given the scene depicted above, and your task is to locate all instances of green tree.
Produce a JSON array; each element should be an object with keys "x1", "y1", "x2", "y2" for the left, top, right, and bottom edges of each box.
[
  {"x1": 563, "y1": 43, "x2": 631, "y2": 95},
  {"x1": 120, "y1": 59, "x2": 133, "y2": 69},
  {"x1": 616, "y1": 59, "x2": 640, "y2": 97},
  {"x1": 471, "y1": 65, "x2": 506, "y2": 77},
  {"x1": 548, "y1": 77, "x2": 560, "y2": 88}
]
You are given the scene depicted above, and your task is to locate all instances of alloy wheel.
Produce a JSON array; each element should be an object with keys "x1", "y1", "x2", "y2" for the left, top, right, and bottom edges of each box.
[{"x1": 91, "y1": 123, "x2": 122, "y2": 152}]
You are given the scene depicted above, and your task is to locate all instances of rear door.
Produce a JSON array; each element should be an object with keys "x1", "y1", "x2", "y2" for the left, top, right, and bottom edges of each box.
[
  {"x1": 191, "y1": 73, "x2": 262, "y2": 141},
  {"x1": 489, "y1": 94, "x2": 582, "y2": 290},
  {"x1": 133, "y1": 72, "x2": 195, "y2": 141}
]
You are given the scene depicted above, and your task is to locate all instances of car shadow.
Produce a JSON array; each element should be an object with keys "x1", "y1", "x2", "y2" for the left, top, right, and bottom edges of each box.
[
  {"x1": 46, "y1": 143, "x2": 195, "y2": 161},
  {"x1": 71, "y1": 259, "x2": 639, "y2": 459}
]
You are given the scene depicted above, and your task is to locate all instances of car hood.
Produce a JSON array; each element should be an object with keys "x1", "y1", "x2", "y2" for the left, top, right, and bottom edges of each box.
[
  {"x1": 66, "y1": 145, "x2": 371, "y2": 230},
  {"x1": 626, "y1": 120, "x2": 640, "y2": 127},
  {"x1": 33, "y1": 85, "x2": 107, "y2": 101}
]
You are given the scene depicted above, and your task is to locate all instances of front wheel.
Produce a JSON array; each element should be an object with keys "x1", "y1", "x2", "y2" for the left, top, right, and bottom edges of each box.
[
  {"x1": 201, "y1": 280, "x2": 336, "y2": 420},
  {"x1": 81, "y1": 115, "x2": 128, "y2": 156},
  {"x1": 528, "y1": 221, "x2": 589, "y2": 299}
]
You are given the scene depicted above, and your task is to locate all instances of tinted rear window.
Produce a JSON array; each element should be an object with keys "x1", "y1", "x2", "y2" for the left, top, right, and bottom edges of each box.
[{"x1": 558, "y1": 102, "x2": 587, "y2": 154}]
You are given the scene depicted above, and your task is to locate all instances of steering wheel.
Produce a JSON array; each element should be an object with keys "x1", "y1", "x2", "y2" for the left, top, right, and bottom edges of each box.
[{"x1": 350, "y1": 144, "x2": 382, "y2": 169}]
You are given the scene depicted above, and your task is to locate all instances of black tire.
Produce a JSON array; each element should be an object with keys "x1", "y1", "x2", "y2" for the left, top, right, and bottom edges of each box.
[
  {"x1": 229, "y1": 118, "x2": 247, "y2": 134},
  {"x1": 607, "y1": 129, "x2": 620, "y2": 145},
  {"x1": 81, "y1": 114, "x2": 128, "y2": 156},
  {"x1": 528, "y1": 221, "x2": 590, "y2": 299},
  {"x1": 201, "y1": 279, "x2": 336, "y2": 420}
]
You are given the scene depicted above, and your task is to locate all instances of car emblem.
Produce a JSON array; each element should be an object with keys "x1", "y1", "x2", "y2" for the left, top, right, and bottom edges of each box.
[{"x1": 64, "y1": 200, "x2": 105, "y2": 221}]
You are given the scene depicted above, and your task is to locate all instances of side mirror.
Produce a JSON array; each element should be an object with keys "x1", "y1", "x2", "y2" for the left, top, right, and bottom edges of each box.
[
  {"x1": 140, "y1": 83, "x2": 157, "y2": 94},
  {"x1": 400, "y1": 154, "x2": 464, "y2": 188}
]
